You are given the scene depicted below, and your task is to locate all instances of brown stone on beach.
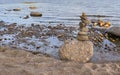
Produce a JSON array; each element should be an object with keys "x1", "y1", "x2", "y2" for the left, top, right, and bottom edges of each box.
[
  {"x1": 77, "y1": 32, "x2": 89, "y2": 41},
  {"x1": 30, "y1": 12, "x2": 42, "y2": 17},
  {"x1": 59, "y1": 39, "x2": 93, "y2": 62},
  {"x1": 80, "y1": 27, "x2": 89, "y2": 32},
  {"x1": 91, "y1": 19, "x2": 111, "y2": 28},
  {"x1": 77, "y1": 36, "x2": 89, "y2": 41},
  {"x1": 59, "y1": 12, "x2": 93, "y2": 62},
  {"x1": 79, "y1": 22, "x2": 86, "y2": 28},
  {"x1": 80, "y1": 12, "x2": 91, "y2": 25},
  {"x1": 106, "y1": 27, "x2": 120, "y2": 37},
  {"x1": 77, "y1": 12, "x2": 89, "y2": 41}
]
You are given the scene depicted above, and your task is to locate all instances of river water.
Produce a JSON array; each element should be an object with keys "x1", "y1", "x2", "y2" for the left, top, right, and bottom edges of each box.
[{"x1": 0, "y1": 0, "x2": 120, "y2": 26}]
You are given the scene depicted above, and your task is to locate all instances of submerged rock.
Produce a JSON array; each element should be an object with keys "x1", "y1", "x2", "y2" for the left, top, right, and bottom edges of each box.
[
  {"x1": 30, "y1": 12, "x2": 42, "y2": 17},
  {"x1": 59, "y1": 39, "x2": 93, "y2": 62},
  {"x1": 29, "y1": 6, "x2": 37, "y2": 9}
]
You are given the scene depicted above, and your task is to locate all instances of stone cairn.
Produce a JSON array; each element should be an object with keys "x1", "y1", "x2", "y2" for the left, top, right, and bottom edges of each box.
[
  {"x1": 77, "y1": 12, "x2": 89, "y2": 41},
  {"x1": 59, "y1": 12, "x2": 93, "y2": 62}
]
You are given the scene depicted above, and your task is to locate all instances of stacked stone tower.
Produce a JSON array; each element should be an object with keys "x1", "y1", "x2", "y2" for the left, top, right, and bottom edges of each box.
[
  {"x1": 59, "y1": 12, "x2": 93, "y2": 62},
  {"x1": 77, "y1": 12, "x2": 89, "y2": 41}
]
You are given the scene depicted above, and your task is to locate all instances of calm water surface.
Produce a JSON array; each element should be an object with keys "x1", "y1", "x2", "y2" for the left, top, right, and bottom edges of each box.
[{"x1": 0, "y1": 0, "x2": 120, "y2": 26}]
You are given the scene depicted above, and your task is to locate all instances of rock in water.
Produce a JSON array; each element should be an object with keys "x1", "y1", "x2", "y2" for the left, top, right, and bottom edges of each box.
[
  {"x1": 106, "y1": 27, "x2": 120, "y2": 37},
  {"x1": 30, "y1": 12, "x2": 42, "y2": 17},
  {"x1": 13, "y1": 8, "x2": 21, "y2": 11},
  {"x1": 59, "y1": 39, "x2": 93, "y2": 62},
  {"x1": 29, "y1": 6, "x2": 37, "y2": 9}
]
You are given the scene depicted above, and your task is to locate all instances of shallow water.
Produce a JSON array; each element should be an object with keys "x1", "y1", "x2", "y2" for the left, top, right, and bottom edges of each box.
[{"x1": 0, "y1": 0, "x2": 120, "y2": 26}]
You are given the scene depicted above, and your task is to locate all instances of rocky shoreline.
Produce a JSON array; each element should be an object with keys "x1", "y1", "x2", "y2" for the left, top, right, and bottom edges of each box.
[
  {"x1": 0, "y1": 21, "x2": 120, "y2": 61},
  {"x1": 0, "y1": 20, "x2": 120, "y2": 74}
]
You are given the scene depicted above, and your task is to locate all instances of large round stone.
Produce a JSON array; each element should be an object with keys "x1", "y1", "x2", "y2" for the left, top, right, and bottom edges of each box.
[
  {"x1": 106, "y1": 27, "x2": 120, "y2": 37},
  {"x1": 59, "y1": 39, "x2": 93, "y2": 62}
]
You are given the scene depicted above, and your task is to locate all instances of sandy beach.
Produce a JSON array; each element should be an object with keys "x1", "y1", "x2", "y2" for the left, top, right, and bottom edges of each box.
[{"x1": 0, "y1": 47, "x2": 120, "y2": 75}]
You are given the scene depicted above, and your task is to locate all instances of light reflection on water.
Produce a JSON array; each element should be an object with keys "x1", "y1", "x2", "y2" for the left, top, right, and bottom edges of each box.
[{"x1": 0, "y1": 0, "x2": 120, "y2": 26}]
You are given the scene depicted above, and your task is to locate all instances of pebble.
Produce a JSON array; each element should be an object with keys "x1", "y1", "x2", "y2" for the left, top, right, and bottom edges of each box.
[
  {"x1": 57, "y1": 34, "x2": 63, "y2": 38},
  {"x1": 23, "y1": 15, "x2": 29, "y2": 19},
  {"x1": 29, "y1": 6, "x2": 37, "y2": 9},
  {"x1": 30, "y1": 12, "x2": 42, "y2": 17},
  {"x1": 13, "y1": 8, "x2": 21, "y2": 11},
  {"x1": 77, "y1": 35, "x2": 89, "y2": 41},
  {"x1": 78, "y1": 32, "x2": 87, "y2": 35}
]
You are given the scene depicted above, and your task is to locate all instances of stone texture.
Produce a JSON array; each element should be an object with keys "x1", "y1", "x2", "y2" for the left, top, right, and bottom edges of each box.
[
  {"x1": 77, "y1": 12, "x2": 89, "y2": 41},
  {"x1": 106, "y1": 27, "x2": 120, "y2": 37},
  {"x1": 77, "y1": 35, "x2": 89, "y2": 41},
  {"x1": 78, "y1": 32, "x2": 88, "y2": 35},
  {"x1": 59, "y1": 13, "x2": 93, "y2": 62},
  {"x1": 59, "y1": 39, "x2": 93, "y2": 62},
  {"x1": 80, "y1": 27, "x2": 89, "y2": 32},
  {"x1": 77, "y1": 32, "x2": 89, "y2": 41}
]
